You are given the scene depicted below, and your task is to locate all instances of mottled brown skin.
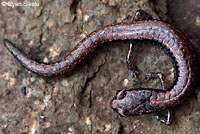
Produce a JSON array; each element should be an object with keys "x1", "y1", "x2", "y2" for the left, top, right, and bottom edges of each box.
[{"x1": 3, "y1": 19, "x2": 197, "y2": 117}]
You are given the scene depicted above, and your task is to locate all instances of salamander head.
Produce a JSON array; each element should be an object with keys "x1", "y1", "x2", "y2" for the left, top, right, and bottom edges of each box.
[{"x1": 110, "y1": 88, "x2": 153, "y2": 117}]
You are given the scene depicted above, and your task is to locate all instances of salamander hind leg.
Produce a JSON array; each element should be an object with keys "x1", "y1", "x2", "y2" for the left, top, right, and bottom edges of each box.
[
  {"x1": 133, "y1": 9, "x2": 153, "y2": 21},
  {"x1": 126, "y1": 43, "x2": 139, "y2": 78},
  {"x1": 126, "y1": 9, "x2": 153, "y2": 78}
]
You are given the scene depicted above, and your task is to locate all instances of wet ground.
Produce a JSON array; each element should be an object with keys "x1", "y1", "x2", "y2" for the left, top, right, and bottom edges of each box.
[{"x1": 0, "y1": 0, "x2": 200, "y2": 133}]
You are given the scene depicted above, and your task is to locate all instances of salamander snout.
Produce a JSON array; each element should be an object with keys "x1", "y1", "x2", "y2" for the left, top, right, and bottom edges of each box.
[
  {"x1": 110, "y1": 88, "x2": 153, "y2": 116},
  {"x1": 110, "y1": 89, "x2": 129, "y2": 117}
]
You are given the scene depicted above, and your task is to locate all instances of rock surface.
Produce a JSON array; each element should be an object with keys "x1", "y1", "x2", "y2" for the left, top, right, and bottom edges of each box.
[{"x1": 0, "y1": 0, "x2": 199, "y2": 133}]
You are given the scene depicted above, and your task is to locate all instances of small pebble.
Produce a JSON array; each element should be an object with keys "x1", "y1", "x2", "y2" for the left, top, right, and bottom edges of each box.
[{"x1": 21, "y1": 86, "x2": 27, "y2": 95}]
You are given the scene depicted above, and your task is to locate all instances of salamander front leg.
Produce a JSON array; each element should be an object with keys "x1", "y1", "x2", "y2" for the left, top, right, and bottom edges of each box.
[
  {"x1": 126, "y1": 43, "x2": 139, "y2": 78},
  {"x1": 145, "y1": 72, "x2": 168, "y2": 91},
  {"x1": 154, "y1": 109, "x2": 172, "y2": 125}
]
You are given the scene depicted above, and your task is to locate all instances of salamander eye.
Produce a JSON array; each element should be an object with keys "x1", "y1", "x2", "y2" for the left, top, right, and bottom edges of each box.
[{"x1": 117, "y1": 89, "x2": 127, "y2": 100}]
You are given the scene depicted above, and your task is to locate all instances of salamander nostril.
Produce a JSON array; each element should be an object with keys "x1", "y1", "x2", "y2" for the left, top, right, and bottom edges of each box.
[
  {"x1": 110, "y1": 100, "x2": 118, "y2": 109},
  {"x1": 123, "y1": 109, "x2": 129, "y2": 116}
]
